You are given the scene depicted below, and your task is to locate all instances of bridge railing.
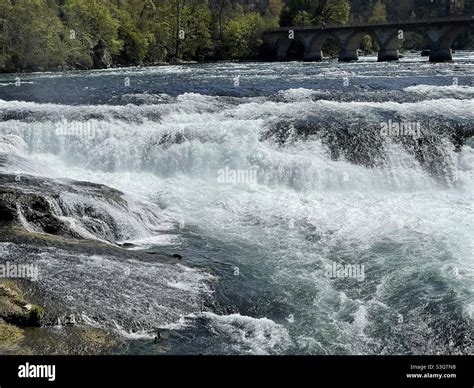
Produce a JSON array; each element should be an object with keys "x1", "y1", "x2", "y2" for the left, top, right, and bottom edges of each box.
[{"x1": 263, "y1": 15, "x2": 474, "y2": 34}]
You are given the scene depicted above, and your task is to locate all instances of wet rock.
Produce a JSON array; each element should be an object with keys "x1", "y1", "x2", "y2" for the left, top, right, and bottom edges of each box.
[
  {"x1": 153, "y1": 331, "x2": 161, "y2": 344},
  {"x1": 0, "y1": 195, "x2": 15, "y2": 221},
  {"x1": 119, "y1": 242, "x2": 136, "y2": 248},
  {"x1": 16, "y1": 326, "x2": 122, "y2": 355},
  {"x1": 261, "y1": 118, "x2": 472, "y2": 183},
  {"x1": 0, "y1": 280, "x2": 44, "y2": 327},
  {"x1": 0, "y1": 319, "x2": 24, "y2": 347},
  {"x1": 65, "y1": 314, "x2": 76, "y2": 326},
  {"x1": 0, "y1": 172, "x2": 134, "y2": 242},
  {"x1": 0, "y1": 279, "x2": 120, "y2": 354},
  {"x1": 0, "y1": 186, "x2": 74, "y2": 237}
]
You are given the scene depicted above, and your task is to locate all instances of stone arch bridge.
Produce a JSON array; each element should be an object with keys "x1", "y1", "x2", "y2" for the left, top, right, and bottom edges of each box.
[{"x1": 262, "y1": 16, "x2": 474, "y2": 62}]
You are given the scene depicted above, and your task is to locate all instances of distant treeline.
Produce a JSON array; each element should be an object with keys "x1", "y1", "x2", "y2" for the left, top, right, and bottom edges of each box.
[{"x1": 0, "y1": 0, "x2": 472, "y2": 72}]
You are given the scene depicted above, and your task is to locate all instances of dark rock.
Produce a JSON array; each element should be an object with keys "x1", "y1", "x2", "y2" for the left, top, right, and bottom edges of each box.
[
  {"x1": 0, "y1": 188, "x2": 73, "y2": 237},
  {"x1": 153, "y1": 331, "x2": 161, "y2": 343},
  {"x1": 260, "y1": 118, "x2": 472, "y2": 184},
  {"x1": 65, "y1": 314, "x2": 76, "y2": 326},
  {"x1": 0, "y1": 172, "x2": 134, "y2": 242},
  {"x1": 119, "y1": 242, "x2": 136, "y2": 248},
  {"x1": 92, "y1": 39, "x2": 112, "y2": 69}
]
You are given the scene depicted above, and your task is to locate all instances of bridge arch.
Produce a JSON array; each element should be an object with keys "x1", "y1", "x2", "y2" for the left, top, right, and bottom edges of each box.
[
  {"x1": 398, "y1": 26, "x2": 433, "y2": 48},
  {"x1": 337, "y1": 29, "x2": 387, "y2": 61},
  {"x1": 343, "y1": 30, "x2": 382, "y2": 51},
  {"x1": 390, "y1": 26, "x2": 433, "y2": 56},
  {"x1": 286, "y1": 37, "x2": 306, "y2": 60},
  {"x1": 305, "y1": 31, "x2": 342, "y2": 61},
  {"x1": 274, "y1": 33, "x2": 309, "y2": 61},
  {"x1": 435, "y1": 25, "x2": 466, "y2": 48}
]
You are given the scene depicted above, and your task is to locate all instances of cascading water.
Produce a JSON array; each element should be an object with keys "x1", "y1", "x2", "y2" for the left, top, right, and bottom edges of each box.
[{"x1": 0, "y1": 53, "x2": 472, "y2": 354}]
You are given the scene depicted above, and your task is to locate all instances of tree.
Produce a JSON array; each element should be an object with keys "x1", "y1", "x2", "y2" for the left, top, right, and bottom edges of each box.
[
  {"x1": 179, "y1": 0, "x2": 212, "y2": 60},
  {"x1": 0, "y1": 0, "x2": 12, "y2": 71},
  {"x1": 62, "y1": 0, "x2": 121, "y2": 69},
  {"x1": 292, "y1": 10, "x2": 314, "y2": 26},
  {"x1": 369, "y1": 0, "x2": 388, "y2": 23},
  {"x1": 223, "y1": 7, "x2": 265, "y2": 59},
  {"x1": 284, "y1": 0, "x2": 351, "y2": 27},
  {"x1": 264, "y1": 0, "x2": 284, "y2": 28},
  {"x1": 115, "y1": 11, "x2": 148, "y2": 65},
  {"x1": 0, "y1": 0, "x2": 470, "y2": 72},
  {"x1": 4, "y1": 0, "x2": 66, "y2": 71},
  {"x1": 319, "y1": 0, "x2": 351, "y2": 25}
]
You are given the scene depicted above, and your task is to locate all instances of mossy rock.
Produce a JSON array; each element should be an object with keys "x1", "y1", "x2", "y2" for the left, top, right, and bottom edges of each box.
[
  {"x1": 0, "y1": 280, "x2": 28, "y2": 323},
  {"x1": 0, "y1": 319, "x2": 24, "y2": 347},
  {"x1": 0, "y1": 280, "x2": 44, "y2": 326},
  {"x1": 78, "y1": 327, "x2": 118, "y2": 350},
  {"x1": 25, "y1": 304, "x2": 44, "y2": 326},
  {"x1": 0, "y1": 279, "x2": 23, "y2": 298},
  {"x1": 20, "y1": 326, "x2": 121, "y2": 355}
]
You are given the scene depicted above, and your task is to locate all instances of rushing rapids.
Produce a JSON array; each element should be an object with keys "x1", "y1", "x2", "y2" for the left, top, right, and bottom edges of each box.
[{"x1": 0, "y1": 53, "x2": 472, "y2": 355}]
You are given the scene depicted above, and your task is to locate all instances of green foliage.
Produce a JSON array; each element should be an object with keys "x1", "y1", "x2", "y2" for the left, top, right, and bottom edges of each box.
[
  {"x1": 292, "y1": 10, "x2": 314, "y2": 26},
  {"x1": 322, "y1": 37, "x2": 340, "y2": 57},
  {"x1": 401, "y1": 31, "x2": 426, "y2": 50},
  {"x1": 360, "y1": 34, "x2": 373, "y2": 51},
  {"x1": 368, "y1": 0, "x2": 387, "y2": 23},
  {"x1": 63, "y1": 0, "x2": 121, "y2": 68},
  {"x1": 397, "y1": 0, "x2": 415, "y2": 19},
  {"x1": 0, "y1": 319, "x2": 24, "y2": 347},
  {"x1": 0, "y1": 0, "x2": 471, "y2": 72},
  {"x1": 321, "y1": 0, "x2": 351, "y2": 25},
  {"x1": 27, "y1": 305, "x2": 44, "y2": 326},
  {"x1": 284, "y1": 0, "x2": 351, "y2": 26},
  {"x1": 265, "y1": 0, "x2": 284, "y2": 28},
  {"x1": 115, "y1": 11, "x2": 148, "y2": 65},
  {"x1": 178, "y1": 0, "x2": 212, "y2": 60},
  {"x1": 0, "y1": 0, "x2": 12, "y2": 70},
  {"x1": 223, "y1": 8, "x2": 264, "y2": 59},
  {"x1": 3, "y1": 0, "x2": 66, "y2": 71}
]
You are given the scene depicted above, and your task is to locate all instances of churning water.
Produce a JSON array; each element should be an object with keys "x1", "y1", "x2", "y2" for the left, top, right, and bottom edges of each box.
[{"x1": 0, "y1": 52, "x2": 473, "y2": 354}]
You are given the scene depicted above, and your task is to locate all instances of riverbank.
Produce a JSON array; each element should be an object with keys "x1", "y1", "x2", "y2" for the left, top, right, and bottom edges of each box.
[{"x1": 2, "y1": 47, "x2": 468, "y2": 75}]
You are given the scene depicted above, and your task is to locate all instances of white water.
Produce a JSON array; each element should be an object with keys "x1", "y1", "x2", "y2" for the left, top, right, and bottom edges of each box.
[{"x1": 0, "y1": 58, "x2": 473, "y2": 354}]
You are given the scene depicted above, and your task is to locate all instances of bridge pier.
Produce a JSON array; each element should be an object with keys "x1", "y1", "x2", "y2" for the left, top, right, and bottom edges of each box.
[
  {"x1": 377, "y1": 49, "x2": 400, "y2": 62},
  {"x1": 429, "y1": 48, "x2": 452, "y2": 62},
  {"x1": 338, "y1": 49, "x2": 359, "y2": 62}
]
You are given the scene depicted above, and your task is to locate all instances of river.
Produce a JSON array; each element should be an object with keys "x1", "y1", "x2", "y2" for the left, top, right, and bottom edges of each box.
[{"x1": 0, "y1": 52, "x2": 473, "y2": 355}]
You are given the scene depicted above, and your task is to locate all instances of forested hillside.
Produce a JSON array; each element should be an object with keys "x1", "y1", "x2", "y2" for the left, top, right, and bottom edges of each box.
[{"x1": 0, "y1": 0, "x2": 472, "y2": 72}]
